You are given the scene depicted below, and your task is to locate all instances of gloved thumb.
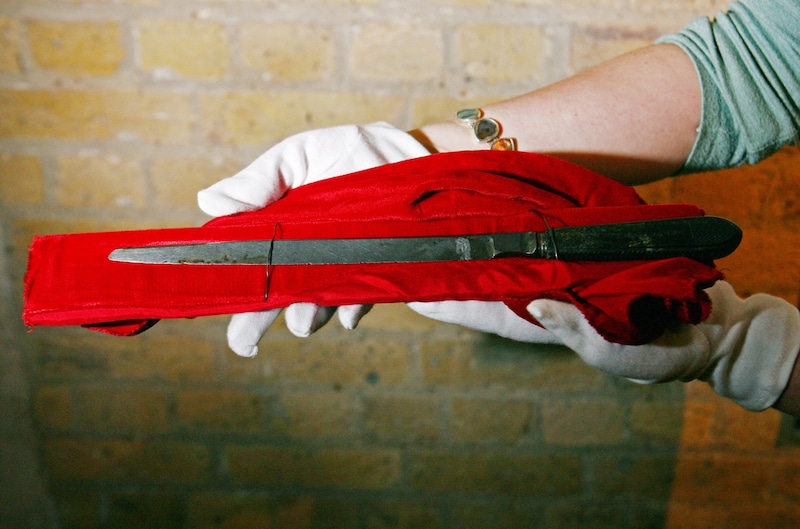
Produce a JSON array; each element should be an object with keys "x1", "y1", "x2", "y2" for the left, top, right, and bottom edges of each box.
[
  {"x1": 528, "y1": 298, "x2": 648, "y2": 378},
  {"x1": 409, "y1": 299, "x2": 561, "y2": 344},
  {"x1": 528, "y1": 298, "x2": 710, "y2": 383},
  {"x1": 198, "y1": 162, "x2": 287, "y2": 217},
  {"x1": 527, "y1": 299, "x2": 595, "y2": 350}
]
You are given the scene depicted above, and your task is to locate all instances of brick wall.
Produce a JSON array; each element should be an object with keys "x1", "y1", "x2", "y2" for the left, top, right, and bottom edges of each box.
[{"x1": 2, "y1": 1, "x2": 799, "y2": 528}]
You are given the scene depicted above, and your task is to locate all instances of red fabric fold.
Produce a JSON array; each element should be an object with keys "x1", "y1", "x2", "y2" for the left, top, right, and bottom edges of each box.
[{"x1": 23, "y1": 151, "x2": 723, "y2": 344}]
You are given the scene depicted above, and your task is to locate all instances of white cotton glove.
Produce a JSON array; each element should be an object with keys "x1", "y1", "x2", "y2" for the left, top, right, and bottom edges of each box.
[
  {"x1": 528, "y1": 281, "x2": 800, "y2": 411},
  {"x1": 197, "y1": 122, "x2": 430, "y2": 357},
  {"x1": 407, "y1": 300, "x2": 561, "y2": 344}
]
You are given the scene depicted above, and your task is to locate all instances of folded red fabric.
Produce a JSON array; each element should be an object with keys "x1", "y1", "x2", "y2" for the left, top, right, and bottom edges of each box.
[{"x1": 23, "y1": 151, "x2": 722, "y2": 344}]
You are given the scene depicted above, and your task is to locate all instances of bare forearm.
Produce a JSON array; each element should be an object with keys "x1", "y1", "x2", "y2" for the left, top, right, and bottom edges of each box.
[{"x1": 413, "y1": 44, "x2": 701, "y2": 186}]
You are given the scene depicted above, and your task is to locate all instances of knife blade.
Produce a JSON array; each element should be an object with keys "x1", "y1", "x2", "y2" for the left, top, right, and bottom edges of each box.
[{"x1": 107, "y1": 216, "x2": 742, "y2": 265}]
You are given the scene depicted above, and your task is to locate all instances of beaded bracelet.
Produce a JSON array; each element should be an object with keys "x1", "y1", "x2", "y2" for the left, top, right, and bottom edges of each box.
[{"x1": 456, "y1": 108, "x2": 517, "y2": 151}]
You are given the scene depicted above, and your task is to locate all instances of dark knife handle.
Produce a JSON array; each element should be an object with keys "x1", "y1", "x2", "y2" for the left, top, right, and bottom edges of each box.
[{"x1": 535, "y1": 216, "x2": 742, "y2": 262}]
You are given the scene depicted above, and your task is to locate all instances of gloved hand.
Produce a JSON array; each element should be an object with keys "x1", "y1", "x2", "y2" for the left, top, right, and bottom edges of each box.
[
  {"x1": 407, "y1": 300, "x2": 561, "y2": 343},
  {"x1": 198, "y1": 122, "x2": 430, "y2": 357},
  {"x1": 528, "y1": 281, "x2": 800, "y2": 411}
]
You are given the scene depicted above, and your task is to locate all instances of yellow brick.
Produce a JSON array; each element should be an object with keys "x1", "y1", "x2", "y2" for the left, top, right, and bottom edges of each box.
[
  {"x1": 56, "y1": 0, "x2": 159, "y2": 3},
  {"x1": 150, "y1": 156, "x2": 241, "y2": 209},
  {"x1": 120, "y1": 334, "x2": 218, "y2": 383},
  {"x1": 176, "y1": 390, "x2": 264, "y2": 433},
  {"x1": 411, "y1": 95, "x2": 495, "y2": 128},
  {"x1": 203, "y1": 0, "x2": 374, "y2": 2},
  {"x1": 350, "y1": 24, "x2": 443, "y2": 81},
  {"x1": 0, "y1": 154, "x2": 45, "y2": 205},
  {"x1": 353, "y1": 304, "x2": 440, "y2": 333},
  {"x1": 434, "y1": 0, "x2": 490, "y2": 4},
  {"x1": 120, "y1": 0, "x2": 160, "y2": 4},
  {"x1": 271, "y1": 392, "x2": 357, "y2": 439},
  {"x1": 33, "y1": 336, "x2": 105, "y2": 383},
  {"x1": 52, "y1": 492, "x2": 103, "y2": 529},
  {"x1": 198, "y1": 91, "x2": 405, "y2": 145},
  {"x1": 188, "y1": 488, "x2": 348, "y2": 529},
  {"x1": 31, "y1": 329, "x2": 218, "y2": 384},
  {"x1": 410, "y1": 451, "x2": 583, "y2": 495},
  {"x1": 628, "y1": 0, "x2": 728, "y2": 10},
  {"x1": 363, "y1": 395, "x2": 441, "y2": 443},
  {"x1": 0, "y1": 89, "x2": 194, "y2": 142},
  {"x1": 450, "y1": 504, "x2": 536, "y2": 529},
  {"x1": 450, "y1": 398, "x2": 532, "y2": 443},
  {"x1": 504, "y1": 0, "x2": 617, "y2": 6},
  {"x1": 137, "y1": 19, "x2": 228, "y2": 79},
  {"x1": 189, "y1": 494, "x2": 315, "y2": 529},
  {"x1": 456, "y1": 24, "x2": 546, "y2": 83},
  {"x1": 630, "y1": 401, "x2": 683, "y2": 442},
  {"x1": 43, "y1": 438, "x2": 210, "y2": 482},
  {"x1": 72, "y1": 387, "x2": 169, "y2": 434},
  {"x1": 0, "y1": 16, "x2": 20, "y2": 73},
  {"x1": 262, "y1": 337, "x2": 413, "y2": 387},
  {"x1": 240, "y1": 23, "x2": 334, "y2": 81},
  {"x1": 231, "y1": 0, "x2": 375, "y2": 3},
  {"x1": 422, "y1": 339, "x2": 605, "y2": 391},
  {"x1": 27, "y1": 20, "x2": 124, "y2": 76},
  {"x1": 570, "y1": 29, "x2": 654, "y2": 72},
  {"x1": 223, "y1": 332, "x2": 413, "y2": 388},
  {"x1": 227, "y1": 446, "x2": 401, "y2": 489},
  {"x1": 106, "y1": 493, "x2": 186, "y2": 527},
  {"x1": 592, "y1": 455, "x2": 677, "y2": 499},
  {"x1": 56, "y1": 154, "x2": 144, "y2": 209},
  {"x1": 32, "y1": 385, "x2": 72, "y2": 430},
  {"x1": 223, "y1": 349, "x2": 278, "y2": 386},
  {"x1": 541, "y1": 398, "x2": 627, "y2": 445}
]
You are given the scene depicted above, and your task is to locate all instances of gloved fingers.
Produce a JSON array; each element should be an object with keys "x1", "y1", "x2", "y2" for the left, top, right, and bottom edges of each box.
[
  {"x1": 407, "y1": 300, "x2": 561, "y2": 344},
  {"x1": 197, "y1": 123, "x2": 429, "y2": 218},
  {"x1": 338, "y1": 304, "x2": 373, "y2": 330},
  {"x1": 195, "y1": 128, "x2": 330, "y2": 217},
  {"x1": 226, "y1": 309, "x2": 282, "y2": 357},
  {"x1": 528, "y1": 299, "x2": 709, "y2": 382},
  {"x1": 284, "y1": 303, "x2": 337, "y2": 337}
]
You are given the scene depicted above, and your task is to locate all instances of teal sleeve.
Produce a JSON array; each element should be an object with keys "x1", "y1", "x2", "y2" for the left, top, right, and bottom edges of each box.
[{"x1": 656, "y1": 0, "x2": 800, "y2": 173}]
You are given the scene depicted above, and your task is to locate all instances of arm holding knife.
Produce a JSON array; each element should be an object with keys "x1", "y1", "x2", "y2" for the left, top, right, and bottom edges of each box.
[{"x1": 199, "y1": 0, "x2": 800, "y2": 416}]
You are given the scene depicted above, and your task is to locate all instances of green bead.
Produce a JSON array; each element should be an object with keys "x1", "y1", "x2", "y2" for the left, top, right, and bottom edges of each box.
[{"x1": 456, "y1": 108, "x2": 481, "y2": 123}]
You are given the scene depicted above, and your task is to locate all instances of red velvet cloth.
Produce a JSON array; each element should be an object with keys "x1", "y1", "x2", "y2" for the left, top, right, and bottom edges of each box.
[{"x1": 23, "y1": 151, "x2": 722, "y2": 344}]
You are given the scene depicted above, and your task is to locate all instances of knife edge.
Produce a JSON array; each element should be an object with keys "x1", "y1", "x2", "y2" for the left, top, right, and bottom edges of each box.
[{"x1": 107, "y1": 233, "x2": 512, "y2": 265}]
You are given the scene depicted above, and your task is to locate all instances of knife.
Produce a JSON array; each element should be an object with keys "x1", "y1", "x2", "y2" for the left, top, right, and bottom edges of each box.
[{"x1": 108, "y1": 216, "x2": 742, "y2": 266}]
